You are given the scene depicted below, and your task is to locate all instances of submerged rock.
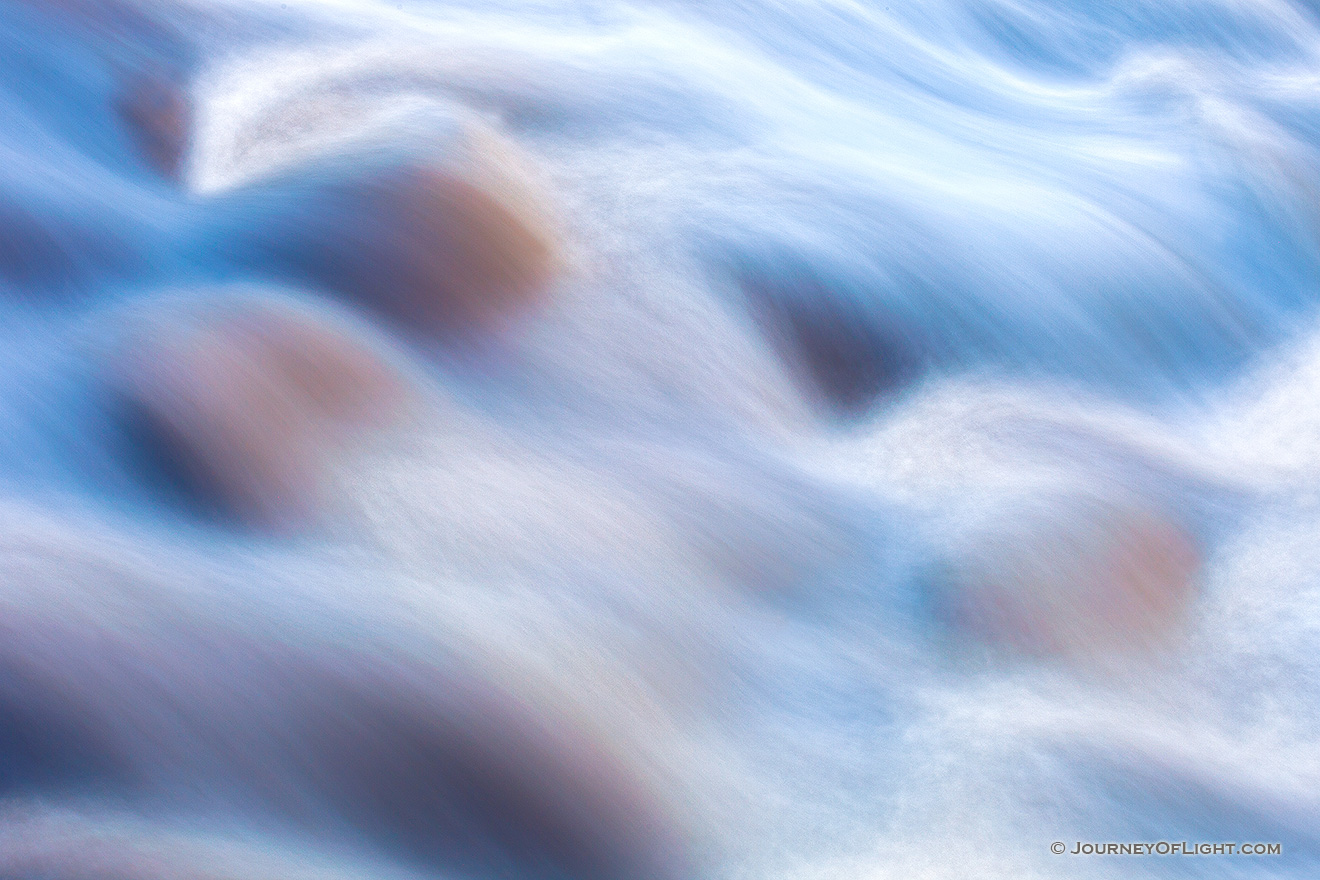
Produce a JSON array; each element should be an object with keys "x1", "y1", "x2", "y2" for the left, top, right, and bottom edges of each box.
[
  {"x1": 931, "y1": 494, "x2": 1201, "y2": 659},
  {"x1": 195, "y1": 85, "x2": 565, "y2": 339},
  {"x1": 296, "y1": 663, "x2": 691, "y2": 880},
  {"x1": 265, "y1": 155, "x2": 560, "y2": 337},
  {"x1": 108, "y1": 295, "x2": 412, "y2": 528},
  {"x1": 240, "y1": 134, "x2": 559, "y2": 340},
  {"x1": 116, "y1": 64, "x2": 191, "y2": 180},
  {"x1": 728, "y1": 257, "x2": 922, "y2": 418}
]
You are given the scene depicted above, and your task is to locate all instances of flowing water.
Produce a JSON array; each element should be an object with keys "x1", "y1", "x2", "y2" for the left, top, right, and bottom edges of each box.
[{"x1": 0, "y1": 0, "x2": 1318, "y2": 877}]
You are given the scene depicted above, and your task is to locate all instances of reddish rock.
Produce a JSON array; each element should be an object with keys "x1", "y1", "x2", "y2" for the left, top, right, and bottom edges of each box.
[
  {"x1": 116, "y1": 66, "x2": 192, "y2": 180},
  {"x1": 252, "y1": 137, "x2": 563, "y2": 339},
  {"x1": 111, "y1": 298, "x2": 412, "y2": 527},
  {"x1": 17, "y1": 0, "x2": 195, "y2": 179},
  {"x1": 935, "y1": 497, "x2": 1201, "y2": 658}
]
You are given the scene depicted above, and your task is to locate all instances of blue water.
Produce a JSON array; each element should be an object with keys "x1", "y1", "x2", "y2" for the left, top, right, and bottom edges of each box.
[{"x1": 0, "y1": 0, "x2": 1318, "y2": 877}]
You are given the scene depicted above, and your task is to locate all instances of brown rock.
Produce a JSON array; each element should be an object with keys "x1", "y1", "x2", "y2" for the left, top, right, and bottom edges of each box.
[
  {"x1": 116, "y1": 66, "x2": 192, "y2": 180},
  {"x1": 111, "y1": 297, "x2": 412, "y2": 527},
  {"x1": 934, "y1": 496, "x2": 1201, "y2": 658},
  {"x1": 253, "y1": 135, "x2": 563, "y2": 339},
  {"x1": 16, "y1": 0, "x2": 195, "y2": 179}
]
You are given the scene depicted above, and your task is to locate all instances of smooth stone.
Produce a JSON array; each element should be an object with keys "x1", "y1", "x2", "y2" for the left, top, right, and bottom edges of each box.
[
  {"x1": 730, "y1": 259, "x2": 921, "y2": 417},
  {"x1": 116, "y1": 64, "x2": 191, "y2": 180},
  {"x1": 16, "y1": 0, "x2": 197, "y2": 179},
  {"x1": 109, "y1": 296, "x2": 412, "y2": 528},
  {"x1": 294, "y1": 662, "x2": 691, "y2": 880},
  {"x1": 229, "y1": 129, "x2": 563, "y2": 339},
  {"x1": 932, "y1": 496, "x2": 1201, "y2": 658}
]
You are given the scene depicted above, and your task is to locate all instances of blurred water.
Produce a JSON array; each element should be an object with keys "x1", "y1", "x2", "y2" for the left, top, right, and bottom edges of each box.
[{"x1": 1, "y1": 0, "x2": 1319, "y2": 877}]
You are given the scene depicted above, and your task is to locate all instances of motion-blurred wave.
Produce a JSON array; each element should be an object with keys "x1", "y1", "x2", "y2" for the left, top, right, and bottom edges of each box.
[{"x1": 0, "y1": 0, "x2": 1318, "y2": 878}]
